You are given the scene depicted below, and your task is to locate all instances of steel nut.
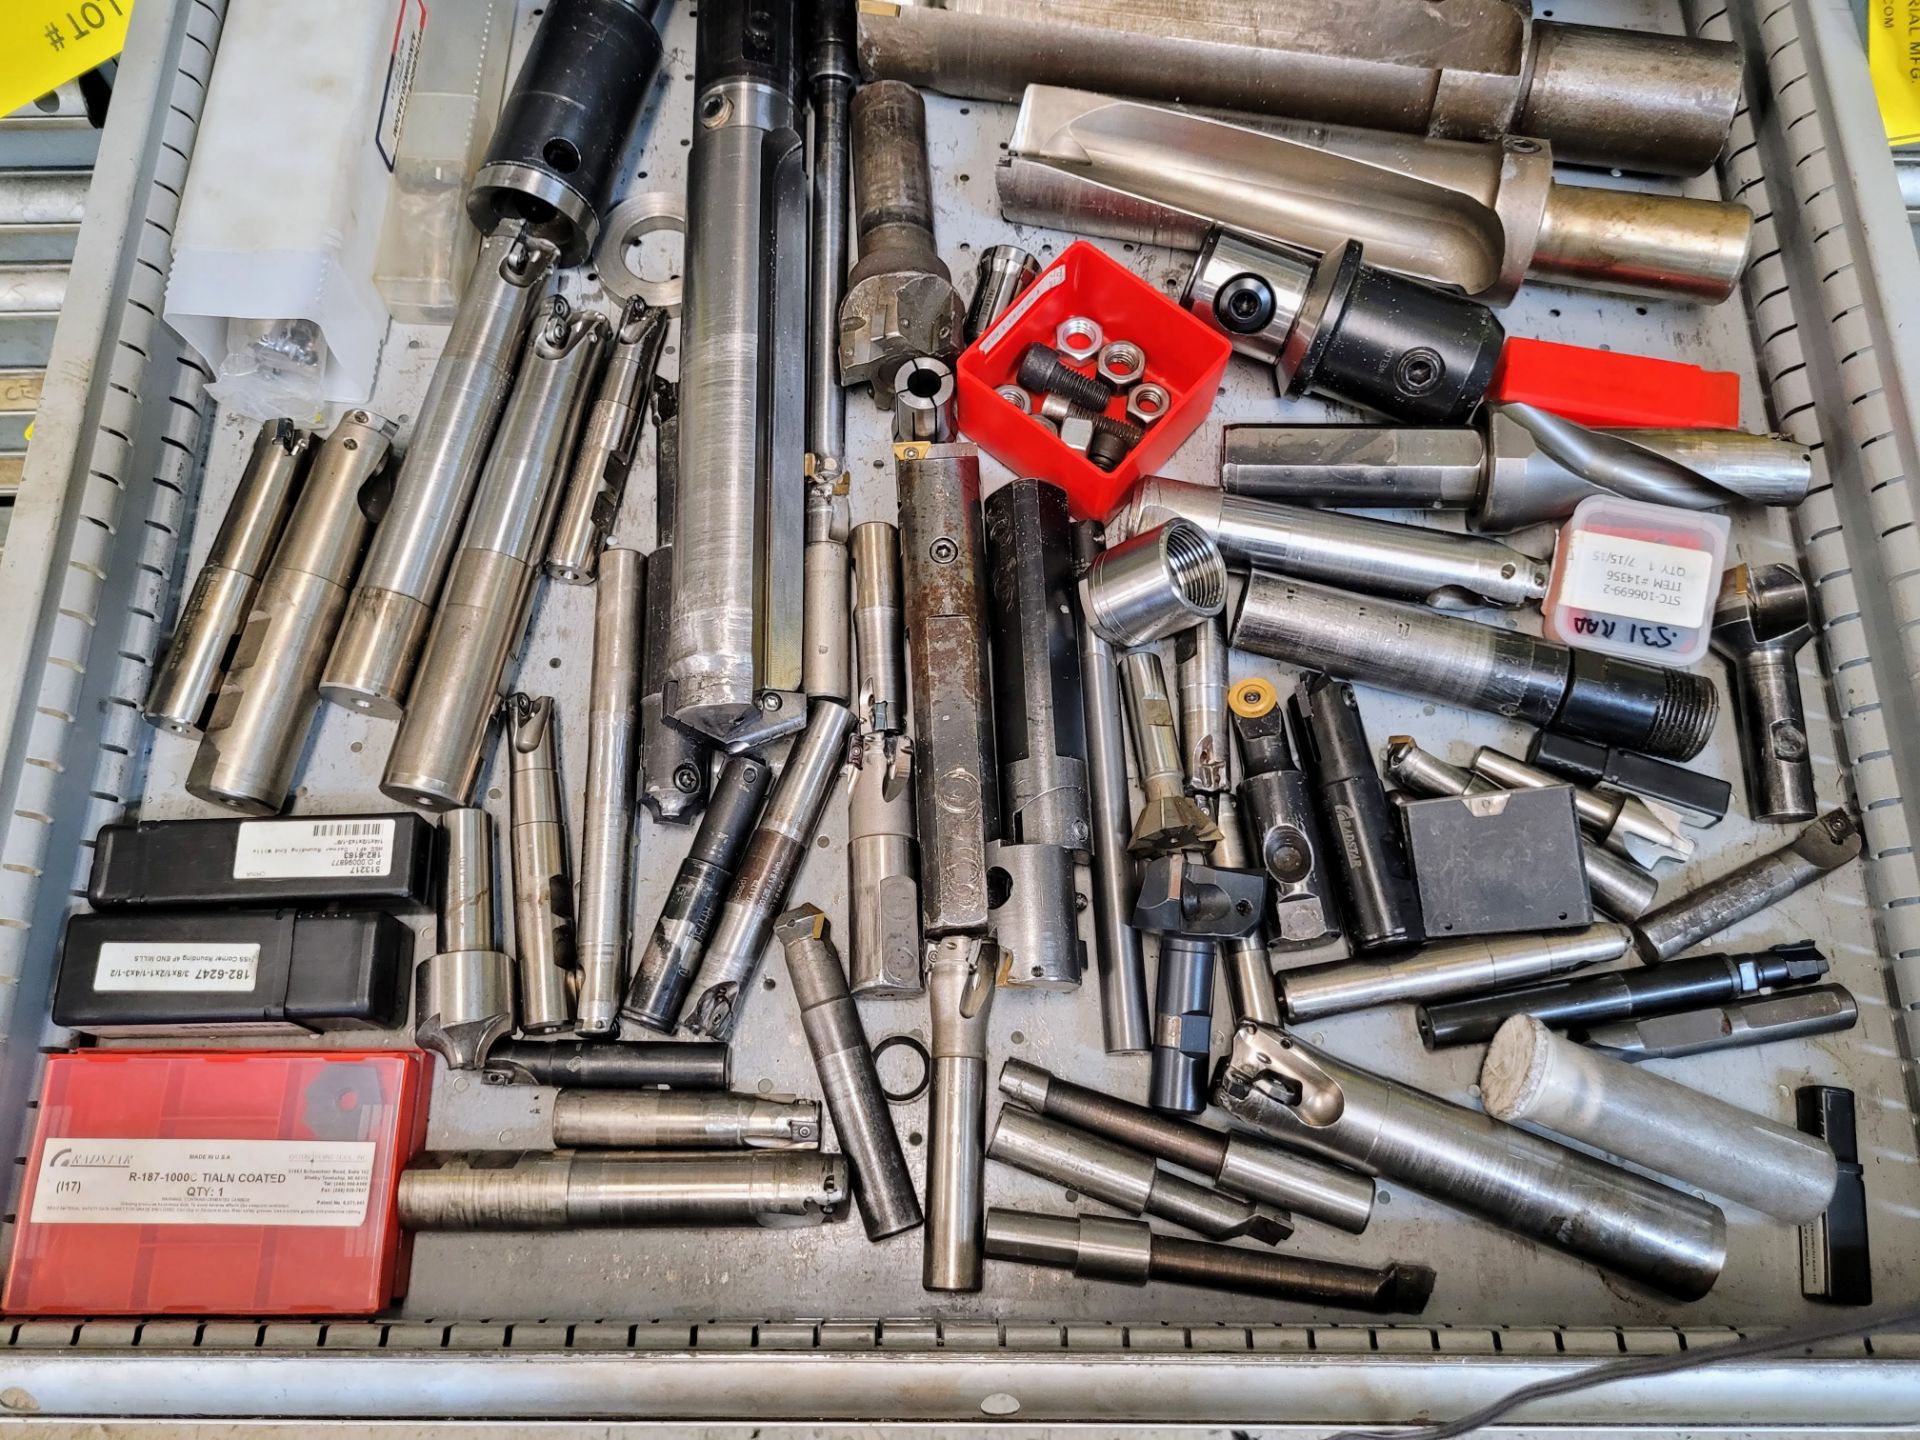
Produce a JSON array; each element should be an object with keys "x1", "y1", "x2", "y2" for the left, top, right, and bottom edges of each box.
[
  {"x1": 1097, "y1": 341, "x2": 1146, "y2": 387},
  {"x1": 1060, "y1": 415, "x2": 1096, "y2": 453},
  {"x1": 1056, "y1": 316, "x2": 1103, "y2": 363},
  {"x1": 996, "y1": 383, "x2": 1033, "y2": 413},
  {"x1": 1127, "y1": 382, "x2": 1171, "y2": 428}
]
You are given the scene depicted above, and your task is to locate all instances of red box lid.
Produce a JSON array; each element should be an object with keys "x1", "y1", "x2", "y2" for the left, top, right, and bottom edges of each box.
[
  {"x1": 1489, "y1": 337, "x2": 1742, "y2": 430},
  {"x1": 5, "y1": 1049, "x2": 427, "y2": 1316}
]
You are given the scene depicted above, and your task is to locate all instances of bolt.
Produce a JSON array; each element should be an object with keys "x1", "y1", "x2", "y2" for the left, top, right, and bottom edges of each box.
[
  {"x1": 930, "y1": 536, "x2": 959, "y2": 564},
  {"x1": 1017, "y1": 343, "x2": 1114, "y2": 412}
]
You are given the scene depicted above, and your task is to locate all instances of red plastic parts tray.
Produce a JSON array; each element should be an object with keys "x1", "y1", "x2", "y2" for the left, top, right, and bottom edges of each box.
[
  {"x1": 1489, "y1": 337, "x2": 1742, "y2": 429},
  {"x1": 5, "y1": 1048, "x2": 428, "y2": 1315},
  {"x1": 956, "y1": 240, "x2": 1231, "y2": 520}
]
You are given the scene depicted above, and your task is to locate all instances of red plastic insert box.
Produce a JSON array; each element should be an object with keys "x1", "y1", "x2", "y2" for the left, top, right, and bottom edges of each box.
[
  {"x1": 957, "y1": 240, "x2": 1230, "y2": 519},
  {"x1": 5, "y1": 1048, "x2": 428, "y2": 1315}
]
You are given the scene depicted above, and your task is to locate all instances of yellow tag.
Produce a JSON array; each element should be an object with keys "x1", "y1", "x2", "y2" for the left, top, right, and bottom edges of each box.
[
  {"x1": 0, "y1": 0, "x2": 134, "y2": 120},
  {"x1": 1871, "y1": 0, "x2": 1920, "y2": 146}
]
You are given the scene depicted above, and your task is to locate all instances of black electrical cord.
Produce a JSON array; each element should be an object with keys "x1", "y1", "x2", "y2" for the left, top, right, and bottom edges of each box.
[{"x1": 1323, "y1": 1298, "x2": 1920, "y2": 1440}]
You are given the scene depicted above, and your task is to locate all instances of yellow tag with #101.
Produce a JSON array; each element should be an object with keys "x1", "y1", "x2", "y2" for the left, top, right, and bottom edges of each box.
[
  {"x1": 1871, "y1": 0, "x2": 1920, "y2": 146},
  {"x1": 0, "y1": 0, "x2": 132, "y2": 121}
]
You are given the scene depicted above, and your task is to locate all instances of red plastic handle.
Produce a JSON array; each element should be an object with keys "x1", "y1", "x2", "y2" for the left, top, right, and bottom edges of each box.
[{"x1": 1489, "y1": 337, "x2": 1742, "y2": 430}]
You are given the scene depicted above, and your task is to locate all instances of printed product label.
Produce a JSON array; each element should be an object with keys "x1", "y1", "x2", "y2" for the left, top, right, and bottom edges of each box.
[
  {"x1": 1559, "y1": 530, "x2": 1717, "y2": 629},
  {"x1": 29, "y1": 1137, "x2": 377, "y2": 1227},
  {"x1": 94, "y1": 942, "x2": 260, "y2": 993},
  {"x1": 233, "y1": 818, "x2": 395, "y2": 880}
]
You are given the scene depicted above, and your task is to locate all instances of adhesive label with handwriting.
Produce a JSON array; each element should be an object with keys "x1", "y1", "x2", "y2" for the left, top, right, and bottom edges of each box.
[{"x1": 1559, "y1": 531, "x2": 1716, "y2": 629}]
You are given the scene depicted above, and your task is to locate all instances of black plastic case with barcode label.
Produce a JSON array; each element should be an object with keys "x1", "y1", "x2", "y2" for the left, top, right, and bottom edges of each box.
[
  {"x1": 51, "y1": 910, "x2": 414, "y2": 1037},
  {"x1": 87, "y1": 813, "x2": 435, "y2": 913}
]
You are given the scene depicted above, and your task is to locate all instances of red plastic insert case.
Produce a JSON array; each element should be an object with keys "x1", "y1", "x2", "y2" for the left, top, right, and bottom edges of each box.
[
  {"x1": 956, "y1": 241, "x2": 1230, "y2": 520},
  {"x1": 5, "y1": 1048, "x2": 428, "y2": 1315}
]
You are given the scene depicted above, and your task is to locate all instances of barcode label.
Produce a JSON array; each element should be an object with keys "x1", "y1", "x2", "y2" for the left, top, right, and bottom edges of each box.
[
  {"x1": 95, "y1": 942, "x2": 260, "y2": 993},
  {"x1": 233, "y1": 818, "x2": 395, "y2": 880}
]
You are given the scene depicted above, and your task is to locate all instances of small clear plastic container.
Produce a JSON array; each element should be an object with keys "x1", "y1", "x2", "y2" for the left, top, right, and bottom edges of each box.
[
  {"x1": 372, "y1": 0, "x2": 515, "y2": 325},
  {"x1": 1542, "y1": 494, "x2": 1730, "y2": 667}
]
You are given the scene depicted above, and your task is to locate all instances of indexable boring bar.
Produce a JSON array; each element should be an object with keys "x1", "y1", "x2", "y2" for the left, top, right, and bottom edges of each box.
[
  {"x1": 1577, "y1": 984, "x2": 1859, "y2": 1062},
  {"x1": 381, "y1": 306, "x2": 608, "y2": 812},
  {"x1": 856, "y1": 0, "x2": 1743, "y2": 176},
  {"x1": 1230, "y1": 679, "x2": 1342, "y2": 949},
  {"x1": 986, "y1": 1210, "x2": 1432, "y2": 1314},
  {"x1": 1110, "y1": 476, "x2": 1551, "y2": 610},
  {"x1": 507, "y1": 693, "x2": 575, "y2": 1034},
  {"x1": 989, "y1": 1106, "x2": 1293, "y2": 1244},
  {"x1": 839, "y1": 80, "x2": 965, "y2": 398},
  {"x1": 1218, "y1": 413, "x2": 1814, "y2": 535},
  {"x1": 482, "y1": 1039, "x2": 730, "y2": 1091},
  {"x1": 806, "y1": 0, "x2": 856, "y2": 487},
  {"x1": 146, "y1": 420, "x2": 309, "y2": 738},
  {"x1": 803, "y1": 482, "x2": 852, "y2": 703},
  {"x1": 1217, "y1": 1023, "x2": 1728, "y2": 1302},
  {"x1": 397, "y1": 1150, "x2": 851, "y2": 1230},
  {"x1": 623, "y1": 753, "x2": 773, "y2": 1033},
  {"x1": 1713, "y1": 562, "x2": 1818, "y2": 824},
  {"x1": 466, "y1": 0, "x2": 667, "y2": 265},
  {"x1": 550, "y1": 1090, "x2": 822, "y2": 1151},
  {"x1": 546, "y1": 299, "x2": 668, "y2": 583},
  {"x1": 1212, "y1": 793, "x2": 1280, "y2": 1028},
  {"x1": 415, "y1": 807, "x2": 515, "y2": 1071},
  {"x1": 1634, "y1": 810, "x2": 1862, "y2": 962},
  {"x1": 999, "y1": 1058, "x2": 1375, "y2": 1233},
  {"x1": 187, "y1": 411, "x2": 395, "y2": 814},
  {"x1": 322, "y1": 227, "x2": 557, "y2": 717},
  {"x1": 1234, "y1": 571, "x2": 1720, "y2": 762},
  {"x1": 1177, "y1": 616, "x2": 1231, "y2": 794},
  {"x1": 984, "y1": 479, "x2": 1090, "y2": 991},
  {"x1": 896, "y1": 443, "x2": 1000, "y2": 937},
  {"x1": 1150, "y1": 934, "x2": 1217, "y2": 1116},
  {"x1": 1120, "y1": 649, "x2": 1220, "y2": 855},
  {"x1": 851, "y1": 521, "x2": 908, "y2": 735},
  {"x1": 776, "y1": 904, "x2": 924, "y2": 1239},
  {"x1": 802, "y1": 0, "x2": 855, "y2": 709},
  {"x1": 668, "y1": 0, "x2": 808, "y2": 744},
  {"x1": 1073, "y1": 524, "x2": 1150, "y2": 1054},
  {"x1": 924, "y1": 933, "x2": 996, "y2": 1292},
  {"x1": 1291, "y1": 675, "x2": 1421, "y2": 953},
  {"x1": 1279, "y1": 925, "x2": 1633, "y2": 1023},
  {"x1": 1481, "y1": 1015, "x2": 1838, "y2": 1224},
  {"x1": 1469, "y1": 745, "x2": 1694, "y2": 869},
  {"x1": 985, "y1": 479, "x2": 1091, "y2": 853},
  {"x1": 575, "y1": 548, "x2": 645, "y2": 1037},
  {"x1": 1416, "y1": 941, "x2": 1831, "y2": 1049},
  {"x1": 684, "y1": 700, "x2": 857, "y2": 1041},
  {"x1": 1385, "y1": 737, "x2": 1660, "y2": 922},
  {"x1": 847, "y1": 730, "x2": 922, "y2": 997},
  {"x1": 640, "y1": 382, "x2": 712, "y2": 825}
]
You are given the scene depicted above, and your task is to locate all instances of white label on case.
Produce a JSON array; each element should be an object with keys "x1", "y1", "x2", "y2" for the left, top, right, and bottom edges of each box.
[
  {"x1": 1559, "y1": 531, "x2": 1717, "y2": 628},
  {"x1": 94, "y1": 942, "x2": 260, "y2": 992},
  {"x1": 232, "y1": 818, "x2": 395, "y2": 881},
  {"x1": 28, "y1": 1137, "x2": 377, "y2": 1227}
]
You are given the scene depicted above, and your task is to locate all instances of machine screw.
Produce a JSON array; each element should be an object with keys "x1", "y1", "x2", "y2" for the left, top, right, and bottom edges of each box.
[{"x1": 1017, "y1": 343, "x2": 1114, "y2": 411}]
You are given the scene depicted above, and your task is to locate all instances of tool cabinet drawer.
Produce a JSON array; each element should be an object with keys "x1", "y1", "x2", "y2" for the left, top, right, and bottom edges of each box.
[{"x1": 0, "y1": 0, "x2": 1916, "y2": 1427}]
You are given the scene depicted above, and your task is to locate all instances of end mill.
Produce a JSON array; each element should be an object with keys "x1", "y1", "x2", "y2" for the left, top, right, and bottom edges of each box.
[{"x1": 414, "y1": 807, "x2": 515, "y2": 1071}]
